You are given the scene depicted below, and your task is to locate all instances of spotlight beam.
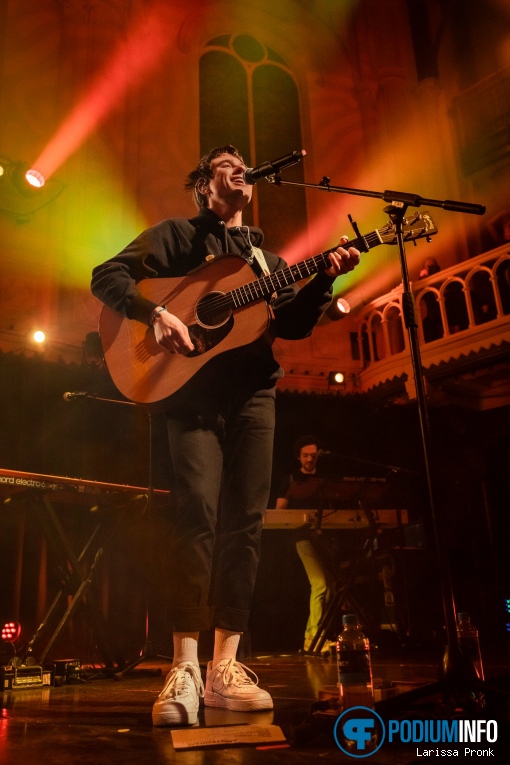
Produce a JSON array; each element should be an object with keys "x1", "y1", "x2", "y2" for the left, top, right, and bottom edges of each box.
[{"x1": 32, "y1": 5, "x2": 174, "y2": 181}]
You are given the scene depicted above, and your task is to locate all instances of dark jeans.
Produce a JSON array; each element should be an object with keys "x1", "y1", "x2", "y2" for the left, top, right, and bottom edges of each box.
[{"x1": 165, "y1": 392, "x2": 275, "y2": 633}]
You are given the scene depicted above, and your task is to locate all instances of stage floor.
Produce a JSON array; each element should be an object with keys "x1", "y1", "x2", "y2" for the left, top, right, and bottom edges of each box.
[{"x1": 1, "y1": 649, "x2": 509, "y2": 764}]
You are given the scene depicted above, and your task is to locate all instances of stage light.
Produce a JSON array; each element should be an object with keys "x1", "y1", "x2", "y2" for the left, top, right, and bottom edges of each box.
[
  {"x1": 1, "y1": 621, "x2": 21, "y2": 642},
  {"x1": 25, "y1": 169, "x2": 45, "y2": 189},
  {"x1": 33, "y1": 330, "x2": 46, "y2": 344},
  {"x1": 505, "y1": 598, "x2": 510, "y2": 632},
  {"x1": 0, "y1": 154, "x2": 63, "y2": 222},
  {"x1": 328, "y1": 371, "x2": 345, "y2": 386},
  {"x1": 10, "y1": 163, "x2": 46, "y2": 196},
  {"x1": 326, "y1": 296, "x2": 351, "y2": 321},
  {"x1": 336, "y1": 298, "x2": 351, "y2": 314}
]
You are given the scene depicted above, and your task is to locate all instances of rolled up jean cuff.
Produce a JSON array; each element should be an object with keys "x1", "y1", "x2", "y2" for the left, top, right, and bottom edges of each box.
[
  {"x1": 212, "y1": 606, "x2": 250, "y2": 633},
  {"x1": 168, "y1": 606, "x2": 211, "y2": 633}
]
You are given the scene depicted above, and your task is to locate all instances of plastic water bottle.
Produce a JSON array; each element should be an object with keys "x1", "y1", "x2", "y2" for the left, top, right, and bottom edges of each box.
[
  {"x1": 336, "y1": 613, "x2": 374, "y2": 709},
  {"x1": 457, "y1": 612, "x2": 484, "y2": 680}
]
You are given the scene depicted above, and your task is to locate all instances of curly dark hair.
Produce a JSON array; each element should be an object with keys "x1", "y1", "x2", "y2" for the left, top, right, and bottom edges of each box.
[
  {"x1": 293, "y1": 435, "x2": 321, "y2": 460},
  {"x1": 184, "y1": 145, "x2": 245, "y2": 210}
]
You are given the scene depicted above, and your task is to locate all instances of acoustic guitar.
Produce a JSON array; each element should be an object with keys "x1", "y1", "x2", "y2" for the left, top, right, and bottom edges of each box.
[{"x1": 99, "y1": 211, "x2": 437, "y2": 404}]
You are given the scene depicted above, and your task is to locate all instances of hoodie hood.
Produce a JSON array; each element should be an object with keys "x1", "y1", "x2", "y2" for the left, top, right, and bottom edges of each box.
[{"x1": 192, "y1": 207, "x2": 265, "y2": 257}]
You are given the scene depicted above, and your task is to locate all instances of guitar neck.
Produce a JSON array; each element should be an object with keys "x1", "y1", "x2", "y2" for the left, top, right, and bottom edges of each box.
[{"x1": 228, "y1": 229, "x2": 382, "y2": 309}]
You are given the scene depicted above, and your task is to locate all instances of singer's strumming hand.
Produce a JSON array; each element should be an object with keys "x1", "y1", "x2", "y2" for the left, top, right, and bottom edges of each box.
[{"x1": 152, "y1": 309, "x2": 194, "y2": 354}]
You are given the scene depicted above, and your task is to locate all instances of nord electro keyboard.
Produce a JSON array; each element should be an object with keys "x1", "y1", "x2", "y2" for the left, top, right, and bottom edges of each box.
[
  {"x1": 0, "y1": 468, "x2": 169, "y2": 507},
  {"x1": 263, "y1": 508, "x2": 408, "y2": 529}
]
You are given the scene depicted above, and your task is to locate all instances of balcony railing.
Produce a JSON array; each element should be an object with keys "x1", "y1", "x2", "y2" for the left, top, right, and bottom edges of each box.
[{"x1": 355, "y1": 244, "x2": 510, "y2": 397}]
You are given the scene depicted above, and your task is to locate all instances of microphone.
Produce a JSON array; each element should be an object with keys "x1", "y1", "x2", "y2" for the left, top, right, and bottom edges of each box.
[
  {"x1": 63, "y1": 391, "x2": 96, "y2": 401},
  {"x1": 244, "y1": 149, "x2": 306, "y2": 185},
  {"x1": 317, "y1": 449, "x2": 332, "y2": 457}
]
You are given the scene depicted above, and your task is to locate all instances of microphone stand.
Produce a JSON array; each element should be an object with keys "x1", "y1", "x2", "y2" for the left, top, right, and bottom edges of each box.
[
  {"x1": 66, "y1": 392, "x2": 171, "y2": 678},
  {"x1": 318, "y1": 449, "x2": 420, "y2": 477},
  {"x1": 269, "y1": 174, "x2": 495, "y2": 713}
]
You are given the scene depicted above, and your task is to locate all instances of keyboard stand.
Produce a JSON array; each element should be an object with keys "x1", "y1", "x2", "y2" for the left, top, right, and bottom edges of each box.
[
  {"x1": 306, "y1": 503, "x2": 383, "y2": 656},
  {"x1": 19, "y1": 490, "x2": 126, "y2": 672}
]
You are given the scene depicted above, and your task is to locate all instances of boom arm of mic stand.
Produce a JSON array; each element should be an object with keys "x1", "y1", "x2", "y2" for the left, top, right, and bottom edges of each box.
[
  {"x1": 269, "y1": 177, "x2": 486, "y2": 215},
  {"x1": 85, "y1": 395, "x2": 138, "y2": 406}
]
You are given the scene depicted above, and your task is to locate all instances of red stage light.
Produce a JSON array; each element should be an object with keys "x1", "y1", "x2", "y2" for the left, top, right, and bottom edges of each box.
[
  {"x1": 7, "y1": 163, "x2": 46, "y2": 196},
  {"x1": 25, "y1": 169, "x2": 45, "y2": 188},
  {"x1": 1, "y1": 621, "x2": 21, "y2": 642}
]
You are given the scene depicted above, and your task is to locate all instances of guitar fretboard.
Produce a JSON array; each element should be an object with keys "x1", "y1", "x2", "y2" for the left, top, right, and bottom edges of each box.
[{"x1": 229, "y1": 230, "x2": 383, "y2": 309}]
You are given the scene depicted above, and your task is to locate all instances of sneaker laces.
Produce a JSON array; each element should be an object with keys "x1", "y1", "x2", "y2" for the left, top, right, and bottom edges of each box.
[
  {"x1": 160, "y1": 662, "x2": 204, "y2": 700},
  {"x1": 217, "y1": 659, "x2": 260, "y2": 687}
]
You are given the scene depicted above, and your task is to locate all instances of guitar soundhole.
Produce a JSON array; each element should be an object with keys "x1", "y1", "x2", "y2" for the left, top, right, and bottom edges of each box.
[{"x1": 195, "y1": 291, "x2": 231, "y2": 328}]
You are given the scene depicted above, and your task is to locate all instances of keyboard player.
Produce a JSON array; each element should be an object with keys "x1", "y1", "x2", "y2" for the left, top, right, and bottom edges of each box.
[{"x1": 275, "y1": 435, "x2": 338, "y2": 653}]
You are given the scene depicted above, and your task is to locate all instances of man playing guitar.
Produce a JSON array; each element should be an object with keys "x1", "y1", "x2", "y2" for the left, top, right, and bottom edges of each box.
[{"x1": 91, "y1": 144, "x2": 360, "y2": 727}]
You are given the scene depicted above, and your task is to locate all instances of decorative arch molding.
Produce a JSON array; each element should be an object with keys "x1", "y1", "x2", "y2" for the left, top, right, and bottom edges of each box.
[{"x1": 175, "y1": 2, "x2": 351, "y2": 81}]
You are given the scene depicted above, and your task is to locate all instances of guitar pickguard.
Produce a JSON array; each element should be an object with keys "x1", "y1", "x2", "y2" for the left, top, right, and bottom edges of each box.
[{"x1": 186, "y1": 317, "x2": 234, "y2": 357}]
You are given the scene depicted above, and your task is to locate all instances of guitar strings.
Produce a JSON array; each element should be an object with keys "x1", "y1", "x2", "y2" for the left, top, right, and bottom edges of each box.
[{"x1": 193, "y1": 252, "x2": 333, "y2": 323}]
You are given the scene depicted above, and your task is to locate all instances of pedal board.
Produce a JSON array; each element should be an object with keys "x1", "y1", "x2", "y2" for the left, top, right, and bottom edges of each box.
[{"x1": 1, "y1": 664, "x2": 52, "y2": 691}]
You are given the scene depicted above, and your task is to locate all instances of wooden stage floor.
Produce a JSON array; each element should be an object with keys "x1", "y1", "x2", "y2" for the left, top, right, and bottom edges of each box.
[{"x1": 2, "y1": 648, "x2": 510, "y2": 764}]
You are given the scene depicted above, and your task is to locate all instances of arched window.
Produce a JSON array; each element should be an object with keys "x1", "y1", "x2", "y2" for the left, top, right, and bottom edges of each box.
[
  {"x1": 386, "y1": 305, "x2": 405, "y2": 355},
  {"x1": 418, "y1": 289, "x2": 443, "y2": 343},
  {"x1": 199, "y1": 35, "x2": 307, "y2": 251},
  {"x1": 360, "y1": 322, "x2": 370, "y2": 367},
  {"x1": 370, "y1": 312, "x2": 385, "y2": 361},
  {"x1": 496, "y1": 258, "x2": 510, "y2": 315},
  {"x1": 468, "y1": 269, "x2": 497, "y2": 325},
  {"x1": 443, "y1": 280, "x2": 469, "y2": 334}
]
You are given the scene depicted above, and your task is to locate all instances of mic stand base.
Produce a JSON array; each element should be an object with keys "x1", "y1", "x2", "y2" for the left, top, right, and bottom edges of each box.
[{"x1": 113, "y1": 640, "x2": 172, "y2": 680}]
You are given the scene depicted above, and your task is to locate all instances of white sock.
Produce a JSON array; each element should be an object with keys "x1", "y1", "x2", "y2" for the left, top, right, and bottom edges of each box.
[
  {"x1": 212, "y1": 629, "x2": 241, "y2": 667},
  {"x1": 172, "y1": 632, "x2": 199, "y2": 667}
]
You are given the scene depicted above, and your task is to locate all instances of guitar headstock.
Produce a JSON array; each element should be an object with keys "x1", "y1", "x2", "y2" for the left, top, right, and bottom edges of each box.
[{"x1": 378, "y1": 211, "x2": 438, "y2": 245}]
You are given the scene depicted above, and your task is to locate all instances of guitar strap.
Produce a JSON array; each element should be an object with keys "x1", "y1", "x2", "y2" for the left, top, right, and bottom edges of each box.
[
  {"x1": 229, "y1": 225, "x2": 270, "y2": 277},
  {"x1": 250, "y1": 246, "x2": 270, "y2": 277}
]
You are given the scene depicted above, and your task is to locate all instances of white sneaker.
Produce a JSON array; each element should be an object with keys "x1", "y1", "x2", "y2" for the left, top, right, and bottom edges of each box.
[
  {"x1": 204, "y1": 659, "x2": 273, "y2": 711},
  {"x1": 152, "y1": 661, "x2": 204, "y2": 727}
]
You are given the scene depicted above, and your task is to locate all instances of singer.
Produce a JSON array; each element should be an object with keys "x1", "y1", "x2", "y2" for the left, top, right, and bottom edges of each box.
[{"x1": 91, "y1": 144, "x2": 360, "y2": 727}]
